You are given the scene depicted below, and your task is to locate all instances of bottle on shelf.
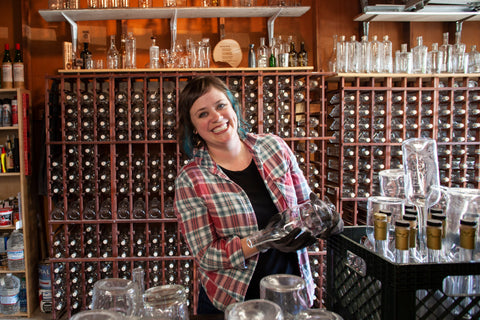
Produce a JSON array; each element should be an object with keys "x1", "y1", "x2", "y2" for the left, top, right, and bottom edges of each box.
[
  {"x1": 370, "y1": 35, "x2": 384, "y2": 73},
  {"x1": 383, "y1": 35, "x2": 393, "y2": 73},
  {"x1": 106, "y1": 35, "x2": 120, "y2": 69},
  {"x1": 328, "y1": 35, "x2": 337, "y2": 72},
  {"x1": 149, "y1": 36, "x2": 160, "y2": 69},
  {"x1": 125, "y1": 32, "x2": 136, "y2": 69},
  {"x1": 288, "y1": 41, "x2": 298, "y2": 67},
  {"x1": 7, "y1": 230, "x2": 25, "y2": 271},
  {"x1": 2, "y1": 44, "x2": 13, "y2": 89},
  {"x1": 257, "y1": 37, "x2": 269, "y2": 68},
  {"x1": 297, "y1": 41, "x2": 307, "y2": 67},
  {"x1": 80, "y1": 42, "x2": 92, "y2": 70},
  {"x1": 412, "y1": 36, "x2": 428, "y2": 74},
  {"x1": 439, "y1": 32, "x2": 453, "y2": 72},
  {"x1": 452, "y1": 31, "x2": 467, "y2": 73},
  {"x1": 13, "y1": 43, "x2": 24, "y2": 89},
  {"x1": 248, "y1": 44, "x2": 256, "y2": 68},
  {"x1": 0, "y1": 273, "x2": 20, "y2": 314},
  {"x1": 347, "y1": 35, "x2": 360, "y2": 73},
  {"x1": 359, "y1": 36, "x2": 371, "y2": 73}
]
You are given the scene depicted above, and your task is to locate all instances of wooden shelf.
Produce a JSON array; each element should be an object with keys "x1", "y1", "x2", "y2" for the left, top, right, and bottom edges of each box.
[
  {"x1": 39, "y1": 6, "x2": 311, "y2": 22},
  {"x1": 58, "y1": 66, "x2": 315, "y2": 73}
]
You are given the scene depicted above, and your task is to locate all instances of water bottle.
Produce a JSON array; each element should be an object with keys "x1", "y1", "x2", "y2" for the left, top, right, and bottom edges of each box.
[
  {"x1": 0, "y1": 273, "x2": 20, "y2": 314},
  {"x1": 7, "y1": 230, "x2": 24, "y2": 271}
]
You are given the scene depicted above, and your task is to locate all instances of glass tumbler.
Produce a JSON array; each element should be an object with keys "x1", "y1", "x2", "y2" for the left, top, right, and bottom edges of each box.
[
  {"x1": 143, "y1": 284, "x2": 189, "y2": 320},
  {"x1": 92, "y1": 278, "x2": 140, "y2": 317},
  {"x1": 227, "y1": 299, "x2": 283, "y2": 320},
  {"x1": 260, "y1": 274, "x2": 309, "y2": 320},
  {"x1": 378, "y1": 169, "x2": 405, "y2": 198},
  {"x1": 69, "y1": 310, "x2": 125, "y2": 320},
  {"x1": 294, "y1": 308, "x2": 343, "y2": 320}
]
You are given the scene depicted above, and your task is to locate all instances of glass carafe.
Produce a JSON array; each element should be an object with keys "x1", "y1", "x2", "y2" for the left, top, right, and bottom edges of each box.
[{"x1": 246, "y1": 195, "x2": 338, "y2": 249}]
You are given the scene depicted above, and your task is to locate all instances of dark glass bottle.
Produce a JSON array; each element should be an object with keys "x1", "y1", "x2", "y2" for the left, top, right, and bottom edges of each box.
[
  {"x1": 80, "y1": 43, "x2": 91, "y2": 69},
  {"x1": 13, "y1": 43, "x2": 24, "y2": 89},
  {"x1": 298, "y1": 41, "x2": 308, "y2": 67},
  {"x1": 2, "y1": 44, "x2": 13, "y2": 88},
  {"x1": 288, "y1": 41, "x2": 298, "y2": 67}
]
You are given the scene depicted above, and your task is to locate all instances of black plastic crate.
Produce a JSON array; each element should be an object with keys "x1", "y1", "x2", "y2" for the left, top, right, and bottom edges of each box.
[{"x1": 326, "y1": 226, "x2": 480, "y2": 320}]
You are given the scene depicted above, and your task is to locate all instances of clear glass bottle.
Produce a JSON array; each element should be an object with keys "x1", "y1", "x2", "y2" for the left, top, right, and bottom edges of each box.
[
  {"x1": 439, "y1": 32, "x2": 452, "y2": 72},
  {"x1": 428, "y1": 43, "x2": 443, "y2": 74},
  {"x1": 453, "y1": 31, "x2": 467, "y2": 73},
  {"x1": 396, "y1": 43, "x2": 412, "y2": 73},
  {"x1": 149, "y1": 36, "x2": 159, "y2": 69},
  {"x1": 383, "y1": 35, "x2": 393, "y2": 73},
  {"x1": 106, "y1": 35, "x2": 119, "y2": 69},
  {"x1": 359, "y1": 35, "x2": 371, "y2": 73},
  {"x1": 412, "y1": 36, "x2": 428, "y2": 74},
  {"x1": 125, "y1": 32, "x2": 136, "y2": 69},
  {"x1": 426, "y1": 219, "x2": 443, "y2": 263},
  {"x1": 373, "y1": 212, "x2": 394, "y2": 261},
  {"x1": 347, "y1": 35, "x2": 360, "y2": 73},
  {"x1": 336, "y1": 35, "x2": 348, "y2": 73},
  {"x1": 328, "y1": 34, "x2": 337, "y2": 72},
  {"x1": 395, "y1": 220, "x2": 410, "y2": 264},
  {"x1": 468, "y1": 45, "x2": 480, "y2": 73},
  {"x1": 257, "y1": 37, "x2": 269, "y2": 68},
  {"x1": 403, "y1": 213, "x2": 423, "y2": 263},
  {"x1": 370, "y1": 35, "x2": 384, "y2": 73}
]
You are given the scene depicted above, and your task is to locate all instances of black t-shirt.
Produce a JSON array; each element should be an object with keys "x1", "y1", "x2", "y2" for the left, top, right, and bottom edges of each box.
[{"x1": 221, "y1": 159, "x2": 300, "y2": 300}]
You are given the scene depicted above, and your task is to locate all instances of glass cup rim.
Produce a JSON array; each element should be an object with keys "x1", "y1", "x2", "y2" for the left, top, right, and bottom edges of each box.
[
  {"x1": 378, "y1": 168, "x2": 404, "y2": 177},
  {"x1": 69, "y1": 309, "x2": 125, "y2": 320},
  {"x1": 260, "y1": 274, "x2": 306, "y2": 292},
  {"x1": 93, "y1": 278, "x2": 137, "y2": 293},
  {"x1": 367, "y1": 196, "x2": 404, "y2": 204}
]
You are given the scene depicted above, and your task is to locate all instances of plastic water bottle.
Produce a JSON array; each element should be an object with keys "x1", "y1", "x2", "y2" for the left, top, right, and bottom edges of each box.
[
  {"x1": 0, "y1": 273, "x2": 20, "y2": 314},
  {"x1": 7, "y1": 230, "x2": 24, "y2": 271}
]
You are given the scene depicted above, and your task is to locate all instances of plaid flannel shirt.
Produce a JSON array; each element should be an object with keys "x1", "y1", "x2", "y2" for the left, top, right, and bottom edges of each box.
[{"x1": 174, "y1": 133, "x2": 315, "y2": 311}]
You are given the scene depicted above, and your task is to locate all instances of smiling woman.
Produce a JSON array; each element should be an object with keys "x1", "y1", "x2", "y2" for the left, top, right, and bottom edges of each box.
[{"x1": 173, "y1": 76, "x2": 336, "y2": 315}]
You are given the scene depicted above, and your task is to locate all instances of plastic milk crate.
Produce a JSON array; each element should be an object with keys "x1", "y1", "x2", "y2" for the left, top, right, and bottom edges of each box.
[{"x1": 326, "y1": 226, "x2": 480, "y2": 320}]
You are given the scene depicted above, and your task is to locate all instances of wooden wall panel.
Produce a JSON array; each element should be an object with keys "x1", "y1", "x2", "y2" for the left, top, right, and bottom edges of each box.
[{"x1": 2, "y1": 0, "x2": 480, "y2": 115}]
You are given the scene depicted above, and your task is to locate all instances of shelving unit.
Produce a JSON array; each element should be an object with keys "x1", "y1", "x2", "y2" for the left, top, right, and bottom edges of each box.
[
  {"x1": 39, "y1": 6, "x2": 311, "y2": 56},
  {"x1": 0, "y1": 88, "x2": 37, "y2": 318},
  {"x1": 44, "y1": 70, "x2": 330, "y2": 319},
  {"x1": 325, "y1": 74, "x2": 480, "y2": 225}
]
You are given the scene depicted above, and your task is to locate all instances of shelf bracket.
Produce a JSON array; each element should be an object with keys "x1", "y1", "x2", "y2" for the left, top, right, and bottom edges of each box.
[
  {"x1": 362, "y1": 15, "x2": 375, "y2": 38},
  {"x1": 170, "y1": 8, "x2": 178, "y2": 51},
  {"x1": 62, "y1": 12, "x2": 78, "y2": 55},
  {"x1": 268, "y1": 8, "x2": 283, "y2": 47}
]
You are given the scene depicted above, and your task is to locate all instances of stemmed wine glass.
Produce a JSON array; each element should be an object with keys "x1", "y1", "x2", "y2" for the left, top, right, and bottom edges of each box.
[{"x1": 402, "y1": 138, "x2": 440, "y2": 252}]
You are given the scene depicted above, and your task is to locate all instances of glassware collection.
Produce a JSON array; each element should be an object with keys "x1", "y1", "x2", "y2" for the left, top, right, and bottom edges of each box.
[
  {"x1": 329, "y1": 31, "x2": 480, "y2": 74},
  {"x1": 326, "y1": 77, "x2": 480, "y2": 202},
  {"x1": 362, "y1": 138, "x2": 479, "y2": 268},
  {"x1": 76, "y1": 32, "x2": 307, "y2": 70}
]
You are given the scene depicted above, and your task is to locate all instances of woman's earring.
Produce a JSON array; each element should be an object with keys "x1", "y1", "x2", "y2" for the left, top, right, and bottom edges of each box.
[{"x1": 193, "y1": 129, "x2": 198, "y2": 135}]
